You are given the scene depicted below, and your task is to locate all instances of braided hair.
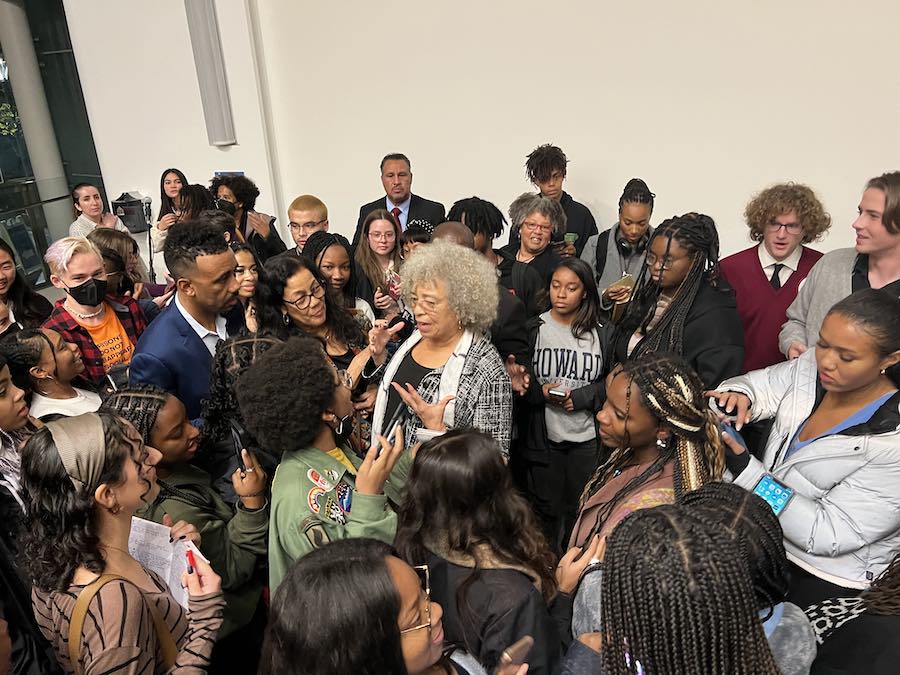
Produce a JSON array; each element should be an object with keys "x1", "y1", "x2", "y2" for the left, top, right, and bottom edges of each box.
[
  {"x1": 862, "y1": 552, "x2": 900, "y2": 615},
  {"x1": 601, "y1": 505, "x2": 780, "y2": 674},
  {"x1": 201, "y1": 332, "x2": 283, "y2": 449},
  {"x1": 578, "y1": 353, "x2": 724, "y2": 540},
  {"x1": 102, "y1": 385, "x2": 169, "y2": 444},
  {"x1": 681, "y1": 482, "x2": 791, "y2": 616},
  {"x1": 447, "y1": 196, "x2": 508, "y2": 241},
  {"x1": 0, "y1": 328, "x2": 53, "y2": 395},
  {"x1": 618, "y1": 178, "x2": 655, "y2": 214},
  {"x1": 614, "y1": 213, "x2": 721, "y2": 359}
]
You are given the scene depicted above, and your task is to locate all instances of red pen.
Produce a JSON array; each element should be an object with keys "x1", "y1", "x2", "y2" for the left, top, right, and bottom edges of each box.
[{"x1": 186, "y1": 549, "x2": 197, "y2": 574}]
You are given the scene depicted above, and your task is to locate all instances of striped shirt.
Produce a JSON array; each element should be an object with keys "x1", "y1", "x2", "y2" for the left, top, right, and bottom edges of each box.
[{"x1": 32, "y1": 570, "x2": 224, "y2": 674}]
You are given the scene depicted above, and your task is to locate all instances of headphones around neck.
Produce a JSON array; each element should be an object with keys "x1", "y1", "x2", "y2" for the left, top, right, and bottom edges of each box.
[{"x1": 616, "y1": 229, "x2": 649, "y2": 257}]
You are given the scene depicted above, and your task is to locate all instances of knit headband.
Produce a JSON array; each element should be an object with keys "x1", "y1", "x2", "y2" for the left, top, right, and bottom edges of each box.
[{"x1": 47, "y1": 413, "x2": 106, "y2": 491}]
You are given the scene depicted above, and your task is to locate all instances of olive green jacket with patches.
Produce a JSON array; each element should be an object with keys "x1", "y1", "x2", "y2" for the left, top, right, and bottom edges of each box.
[
  {"x1": 268, "y1": 445, "x2": 411, "y2": 592},
  {"x1": 137, "y1": 463, "x2": 269, "y2": 637}
]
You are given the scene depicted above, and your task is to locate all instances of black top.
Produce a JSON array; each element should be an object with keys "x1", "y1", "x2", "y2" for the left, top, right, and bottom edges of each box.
[
  {"x1": 506, "y1": 192, "x2": 598, "y2": 258},
  {"x1": 498, "y1": 242, "x2": 563, "y2": 289},
  {"x1": 812, "y1": 611, "x2": 900, "y2": 674},
  {"x1": 425, "y1": 551, "x2": 573, "y2": 675},
  {"x1": 851, "y1": 253, "x2": 900, "y2": 294},
  {"x1": 238, "y1": 211, "x2": 287, "y2": 263},
  {"x1": 492, "y1": 287, "x2": 531, "y2": 366},
  {"x1": 384, "y1": 351, "x2": 432, "y2": 434},
  {"x1": 495, "y1": 248, "x2": 548, "y2": 318}
]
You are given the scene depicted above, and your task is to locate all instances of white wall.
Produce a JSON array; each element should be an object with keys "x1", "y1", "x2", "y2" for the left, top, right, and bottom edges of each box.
[
  {"x1": 62, "y1": 0, "x2": 277, "y2": 273},
  {"x1": 65, "y1": 0, "x2": 900, "y2": 259}
]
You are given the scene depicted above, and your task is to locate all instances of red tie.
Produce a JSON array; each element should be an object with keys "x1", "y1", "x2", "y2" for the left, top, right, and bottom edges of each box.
[{"x1": 392, "y1": 207, "x2": 402, "y2": 230}]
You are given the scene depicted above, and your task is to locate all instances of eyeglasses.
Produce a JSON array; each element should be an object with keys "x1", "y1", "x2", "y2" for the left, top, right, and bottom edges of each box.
[
  {"x1": 283, "y1": 283, "x2": 325, "y2": 310},
  {"x1": 766, "y1": 220, "x2": 803, "y2": 234},
  {"x1": 407, "y1": 294, "x2": 441, "y2": 313},
  {"x1": 399, "y1": 565, "x2": 432, "y2": 635},
  {"x1": 368, "y1": 231, "x2": 396, "y2": 242},
  {"x1": 645, "y1": 251, "x2": 691, "y2": 271},
  {"x1": 336, "y1": 369, "x2": 353, "y2": 389},
  {"x1": 521, "y1": 221, "x2": 553, "y2": 234},
  {"x1": 289, "y1": 219, "x2": 327, "y2": 231}
]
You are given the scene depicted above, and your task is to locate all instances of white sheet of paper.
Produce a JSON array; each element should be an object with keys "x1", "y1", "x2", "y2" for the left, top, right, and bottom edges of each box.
[{"x1": 128, "y1": 517, "x2": 208, "y2": 610}]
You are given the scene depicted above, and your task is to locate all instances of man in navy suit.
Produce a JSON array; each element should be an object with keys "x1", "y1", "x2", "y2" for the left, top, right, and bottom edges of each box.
[
  {"x1": 130, "y1": 220, "x2": 239, "y2": 420},
  {"x1": 351, "y1": 152, "x2": 445, "y2": 248}
]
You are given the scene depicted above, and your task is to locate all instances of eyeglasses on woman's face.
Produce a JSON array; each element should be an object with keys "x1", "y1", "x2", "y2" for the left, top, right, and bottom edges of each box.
[
  {"x1": 399, "y1": 564, "x2": 432, "y2": 635},
  {"x1": 283, "y1": 282, "x2": 325, "y2": 310}
]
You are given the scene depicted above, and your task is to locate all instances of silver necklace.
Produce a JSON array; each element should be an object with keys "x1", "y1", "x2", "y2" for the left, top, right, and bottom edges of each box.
[{"x1": 66, "y1": 301, "x2": 104, "y2": 320}]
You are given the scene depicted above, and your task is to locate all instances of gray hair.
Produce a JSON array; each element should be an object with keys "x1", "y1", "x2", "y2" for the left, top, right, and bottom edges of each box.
[
  {"x1": 401, "y1": 240, "x2": 498, "y2": 333},
  {"x1": 508, "y1": 192, "x2": 567, "y2": 234}
]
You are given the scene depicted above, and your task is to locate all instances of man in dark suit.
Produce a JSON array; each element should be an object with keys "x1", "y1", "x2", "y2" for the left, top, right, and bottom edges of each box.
[
  {"x1": 130, "y1": 220, "x2": 239, "y2": 420},
  {"x1": 352, "y1": 153, "x2": 445, "y2": 248}
]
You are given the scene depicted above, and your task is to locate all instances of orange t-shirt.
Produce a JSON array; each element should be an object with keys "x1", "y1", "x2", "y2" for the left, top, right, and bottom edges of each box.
[{"x1": 77, "y1": 305, "x2": 134, "y2": 371}]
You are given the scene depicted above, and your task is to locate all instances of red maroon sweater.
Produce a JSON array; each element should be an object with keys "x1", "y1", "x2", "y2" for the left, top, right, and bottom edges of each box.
[{"x1": 719, "y1": 245, "x2": 822, "y2": 372}]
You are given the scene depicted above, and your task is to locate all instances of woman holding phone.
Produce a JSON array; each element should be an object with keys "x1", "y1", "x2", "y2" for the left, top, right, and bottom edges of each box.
[
  {"x1": 104, "y1": 386, "x2": 269, "y2": 674},
  {"x1": 396, "y1": 430, "x2": 601, "y2": 675},
  {"x1": 521, "y1": 258, "x2": 606, "y2": 551},
  {"x1": 710, "y1": 288, "x2": 900, "y2": 606},
  {"x1": 235, "y1": 337, "x2": 411, "y2": 592}
]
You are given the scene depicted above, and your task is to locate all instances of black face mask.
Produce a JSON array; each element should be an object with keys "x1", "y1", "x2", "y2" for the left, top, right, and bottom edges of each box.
[{"x1": 66, "y1": 277, "x2": 107, "y2": 307}]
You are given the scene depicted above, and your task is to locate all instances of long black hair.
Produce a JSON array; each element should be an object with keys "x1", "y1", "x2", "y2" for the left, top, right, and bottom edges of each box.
[
  {"x1": 680, "y1": 482, "x2": 791, "y2": 616},
  {"x1": 577, "y1": 353, "x2": 724, "y2": 543},
  {"x1": 613, "y1": 212, "x2": 721, "y2": 359},
  {"x1": 601, "y1": 505, "x2": 779, "y2": 674},
  {"x1": 259, "y1": 538, "x2": 408, "y2": 675},
  {"x1": 0, "y1": 239, "x2": 51, "y2": 327},
  {"x1": 158, "y1": 167, "x2": 188, "y2": 218},
  {"x1": 550, "y1": 257, "x2": 603, "y2": 340},
  {"x1": 395, "y1": 430, "x2": 558, "y2": 602},
  {"x1": 19, "y1": 412, "x2": 140, "y2": 590},
  {"x1": 257, "y1": 254, "x2": 366, "y2": 348}
]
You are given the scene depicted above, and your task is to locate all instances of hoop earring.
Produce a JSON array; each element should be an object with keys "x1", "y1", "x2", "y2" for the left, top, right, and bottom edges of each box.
[
  {"x1": 283, "y1": 313, "x2": 291, "y2": 326},
  {"x1": 109, "y1": 503, "x2": 122, "y2": 516}
]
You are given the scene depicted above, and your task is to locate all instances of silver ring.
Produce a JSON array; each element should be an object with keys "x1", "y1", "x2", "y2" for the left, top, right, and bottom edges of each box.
[{"x1": 243, "y1": 467, "x2": 255, "y2": 473}]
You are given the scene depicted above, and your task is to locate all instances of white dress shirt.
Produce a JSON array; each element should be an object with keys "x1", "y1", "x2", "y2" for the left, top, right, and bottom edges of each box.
[
  {"x1": 385, "y1": 195, "x2": 411, "y2": 230},
  {"x1": 174, "y1": 294, "x2": 228, "y2": 356},
  {"x1": 757, "y1": 243, "x2": 803, "y2": 287}
]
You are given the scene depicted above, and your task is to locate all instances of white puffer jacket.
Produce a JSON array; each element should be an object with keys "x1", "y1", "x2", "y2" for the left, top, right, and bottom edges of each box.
[{"x1": 716, "y1": 350, "x2": 900, "y2": 589}]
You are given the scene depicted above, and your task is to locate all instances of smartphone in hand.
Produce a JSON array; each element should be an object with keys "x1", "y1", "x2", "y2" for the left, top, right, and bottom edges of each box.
[
  {"x1": 500, "y1": 635, "x2": 534, "y2": 666},
  {"x1": 230, "y1": 419, "x2": 252, "y2": 470}
]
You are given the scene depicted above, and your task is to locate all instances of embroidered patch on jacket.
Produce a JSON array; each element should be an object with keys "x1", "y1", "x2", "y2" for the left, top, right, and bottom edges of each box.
[
  {"x1": 307, "y1": 469, "x2": 335, "y2": 491},
  {"x1": 300, "y1": 516, "x2": 330, "y2": 549},
  {"x1": 307, "y1": 486, "x2": 326, "y2": 513},
  {"x1": 336, "y1": 481, "x2": 353, "y2": 513}
]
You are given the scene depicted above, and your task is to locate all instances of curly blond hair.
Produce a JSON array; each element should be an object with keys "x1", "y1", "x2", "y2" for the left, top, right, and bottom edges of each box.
[
  {"x1": 743, "y1": 182, "x2": 831, "y2": 243},
  {"x1": 400, "y1": 240, "x2": 498, "y2": 333}
]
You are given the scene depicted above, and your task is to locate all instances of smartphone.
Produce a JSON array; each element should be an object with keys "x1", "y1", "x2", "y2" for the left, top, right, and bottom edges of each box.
[
  {"x1": 500, "y1": 635, "x2": 534, "y2": 666},
  {"x1": 718, "y1": 421, "x2": 749, "y2": 452},
  {"x1": 378, "y1": 403, "x2": 409, "y2": 455},
  {"x1": 752, "y1": 474, "x2": 794, "y2": 516},
  {"x1": 230, "y1": 419, "x2": 251, "y2": 470},
  {"x1": 564, "y1": 232, "x2": 579, "y2": 244},
  {"x1": 548, "y1": 388, "x2": 567, "y2": 399},
  {"x1": 711, "y1": 397, "x2": 738, "y2": 423}
]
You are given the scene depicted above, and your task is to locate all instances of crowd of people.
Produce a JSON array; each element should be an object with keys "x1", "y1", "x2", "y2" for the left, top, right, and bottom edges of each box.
[{"x1": 0, "y1": 145, "x2": 899, "y2": 674}]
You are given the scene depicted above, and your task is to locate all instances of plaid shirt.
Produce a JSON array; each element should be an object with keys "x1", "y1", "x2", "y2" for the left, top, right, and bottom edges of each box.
[
  {"x1": 403, "y1": 333, "x2": 513, "y2": 456},
  {"x1": 42, "y1": 296, "x2": 148, "y2": 386}
]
